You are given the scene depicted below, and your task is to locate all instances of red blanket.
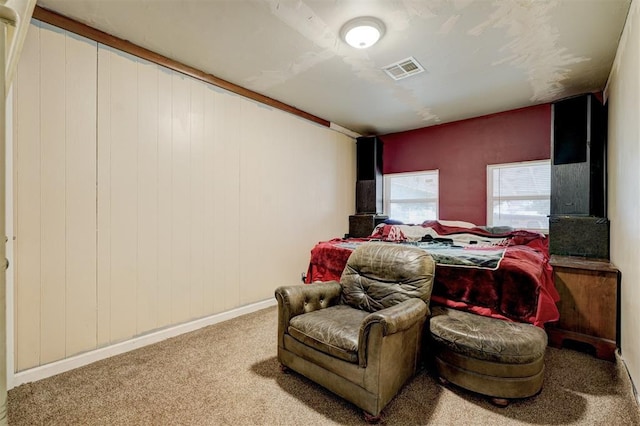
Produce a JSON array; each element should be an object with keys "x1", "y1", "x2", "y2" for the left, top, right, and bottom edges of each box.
[{"x1": 305, "y1": 222, "x2": 560, "y2": 327}]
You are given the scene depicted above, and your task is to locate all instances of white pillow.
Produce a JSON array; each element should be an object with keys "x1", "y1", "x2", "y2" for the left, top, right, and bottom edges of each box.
[{"x1": 437, "y1": 219, "x2": 477, "y2": 229}]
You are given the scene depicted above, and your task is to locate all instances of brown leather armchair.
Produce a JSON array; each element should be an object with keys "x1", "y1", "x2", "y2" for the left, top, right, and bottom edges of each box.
[{"x1": 275, "y1": 243, "x2": 435, "y2": 421}]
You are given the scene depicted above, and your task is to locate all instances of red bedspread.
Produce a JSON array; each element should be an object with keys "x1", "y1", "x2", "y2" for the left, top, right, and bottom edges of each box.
[{"x1": 305, "y1": 221, "x2": 560, "y2": 327}]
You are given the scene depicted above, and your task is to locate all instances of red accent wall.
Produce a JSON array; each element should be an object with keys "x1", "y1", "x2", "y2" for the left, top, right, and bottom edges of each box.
[{"x1": 381, "y1": 104, "x2": 551, "y2": 225}]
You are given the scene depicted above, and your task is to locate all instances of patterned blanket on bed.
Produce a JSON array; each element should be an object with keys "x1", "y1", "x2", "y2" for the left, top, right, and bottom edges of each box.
[
  {"x1": 335, "y1": 240, "x2": 506, "y2": 270},
  {"x1": 305, "y1": 221, "x2": 560, "y2": 327}
]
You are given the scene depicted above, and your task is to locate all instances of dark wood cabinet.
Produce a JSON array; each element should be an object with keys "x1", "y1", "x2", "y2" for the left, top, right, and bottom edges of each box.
[
  {"x1": 551, "y1": 93, "x2": 606, "y2": 217},
  {"x1": 546, "y1": 255, "x2": 619, "y2": 361},
  {"x1": 548, "y1": 216, "x2": 609, "y2": 259},
  {"x1": 348, "y1": 214, "x2": 388, "y2": 238},
  {"x1": 549, "y1": 93, "x2": 609, "y2": 259},
  {"x1": 355, "y1": 136, "x2": 383, "y2": 214}
]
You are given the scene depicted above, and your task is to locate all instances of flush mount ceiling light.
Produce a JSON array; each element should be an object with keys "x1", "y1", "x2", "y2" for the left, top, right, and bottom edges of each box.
[{"x1": 340, "y1": 17, "x2": 385, "y2": 49}]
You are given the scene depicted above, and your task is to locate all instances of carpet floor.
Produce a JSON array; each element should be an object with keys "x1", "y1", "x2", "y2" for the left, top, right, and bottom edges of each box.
[{"x1": 8, "y1": 306, "x2": 640, "y2": 425}]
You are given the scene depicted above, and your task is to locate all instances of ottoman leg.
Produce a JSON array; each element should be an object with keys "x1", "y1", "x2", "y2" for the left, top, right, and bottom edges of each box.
[
  {"x1": 438, "y1": 376, "x2": 450, "y2": 386},
  {"x1": 490, "y1": 397, "x2": 509, "y2": 407}
]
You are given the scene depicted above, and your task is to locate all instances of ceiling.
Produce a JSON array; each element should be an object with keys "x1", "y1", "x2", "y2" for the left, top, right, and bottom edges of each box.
[{"x1": 36, "y1": 0, "x2": 631, "y2": 136}]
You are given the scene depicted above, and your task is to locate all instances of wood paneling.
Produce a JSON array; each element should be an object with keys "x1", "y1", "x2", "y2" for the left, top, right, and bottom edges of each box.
[
  {"x1": 96, "y1": 45, "x2": 112, "y2": 347},
  {"x1": 170, "y1": 72, "x2": 191, "y2": 323},
  {"x1": 105, "y1": 49, "x2": 139, "y2": 342},
  {"x1": 239, "y1": 100, "x2": 275, "y2": 304},
  {"x1": 13, "y1": 21, "x2": 355, "y2": 372},
  {"x1": 202, "y1": 87, "x2": 217, "y2": 315},
  {"x1": 15, "y1": 20, "x2": 42, "y2": 371},
  {"x1": 14, "y1": 22, "x2": 97, "y2": 370},
  {"x1": 189, "y1": 80, "x2": 205, "y2": 320},
  {"x1": 63, "y1": 31, "x2": 98, "y2": 356},
  {"x1": 39, "y1": 22, "x2": 67, "y2": 365},
  {"x1": 156, "y1": 69, "x2": 173, "y2": 329},
  {"x1": 136, "y1": 58, "x2": 160, "y2": 333},
  {"x1": 216, "y1": 93, "x2": 241, "y2": 312}
]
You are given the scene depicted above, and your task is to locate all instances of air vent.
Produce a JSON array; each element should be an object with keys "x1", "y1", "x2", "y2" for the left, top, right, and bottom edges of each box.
[{"x1": 382, "y1": 57, "x2": 425, "y2": 81}]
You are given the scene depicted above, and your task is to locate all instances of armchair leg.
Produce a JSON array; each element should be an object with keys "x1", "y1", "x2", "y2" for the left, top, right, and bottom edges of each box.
[
  {"x1": 363, "y1": 411, "x2": 381, "y2": 424},
  {"x1": 490, "y1": 397, "x2": 509, "y2": 407}
]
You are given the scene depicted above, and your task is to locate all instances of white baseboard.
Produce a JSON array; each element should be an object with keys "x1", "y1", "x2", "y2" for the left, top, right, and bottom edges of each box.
[{"x1": 9, "y1": 298, "x2": 277, "y2": 389}]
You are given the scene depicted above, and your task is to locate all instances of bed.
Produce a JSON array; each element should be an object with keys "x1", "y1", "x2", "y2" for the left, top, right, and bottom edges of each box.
[{"x1": 305, "y1": 220, "x2": 560, "y2": 327}]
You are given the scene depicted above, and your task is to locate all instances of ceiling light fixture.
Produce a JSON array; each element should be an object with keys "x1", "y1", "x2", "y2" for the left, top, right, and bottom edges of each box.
[{"x1": 340, "y1": 17, "x2": 385, "y2": 49}]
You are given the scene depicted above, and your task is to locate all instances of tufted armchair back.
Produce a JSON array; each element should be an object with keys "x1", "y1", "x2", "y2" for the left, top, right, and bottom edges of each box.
[{"x1": 340, "y1": 243, "x2": 436, "y2": 313}]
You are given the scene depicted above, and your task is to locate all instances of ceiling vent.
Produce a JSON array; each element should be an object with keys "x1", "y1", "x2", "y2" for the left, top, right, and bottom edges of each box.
[{"x1": 382, "y1": 57, "x2": 425, "y2": 81}]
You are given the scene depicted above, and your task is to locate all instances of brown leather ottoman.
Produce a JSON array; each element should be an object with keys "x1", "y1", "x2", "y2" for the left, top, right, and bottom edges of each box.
[{"x1": 429, "y1": 306, "x2": 547, "y2": 406}]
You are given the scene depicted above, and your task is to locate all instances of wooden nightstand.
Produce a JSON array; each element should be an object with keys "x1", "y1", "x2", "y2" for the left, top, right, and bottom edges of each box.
[{"x1": 546, "y1": 255, "x2": 619, "y2": 361}]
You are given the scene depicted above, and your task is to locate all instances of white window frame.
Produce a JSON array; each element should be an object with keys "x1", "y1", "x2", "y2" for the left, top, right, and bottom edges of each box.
[
  {"x1": 486, "y1": 159, "x2": 550, "y2": 231},
  {"x1": 383, "y1": 170, "x2": 439, "y2": 222}
]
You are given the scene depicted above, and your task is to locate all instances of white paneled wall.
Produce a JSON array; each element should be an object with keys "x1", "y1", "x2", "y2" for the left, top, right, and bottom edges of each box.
[
  {"x1": 13, "y1": 21, "x2": 355, "y2": 372},
  {"x1": 14, "y1": 22, "x2": 97, "y2": 371}
]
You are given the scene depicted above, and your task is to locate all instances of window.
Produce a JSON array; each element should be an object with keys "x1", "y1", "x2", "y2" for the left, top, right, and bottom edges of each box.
[
  {"x1": 487, "y1": 160, "x2": 551, "y2": 231},
  {"x1": 384, "y1": 170, "x2": 438, "y2": 224}
]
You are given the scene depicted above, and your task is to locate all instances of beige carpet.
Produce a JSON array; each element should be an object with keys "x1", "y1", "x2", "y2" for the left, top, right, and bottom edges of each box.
[{"x1": 9, "y1": 306, "x2": 640, "y2": 425}]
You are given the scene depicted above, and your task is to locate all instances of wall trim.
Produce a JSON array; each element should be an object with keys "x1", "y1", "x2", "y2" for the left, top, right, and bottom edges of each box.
[
  {"x1": 32, "y1": 5, "x2": 330, "y2": 129},
  {"x1": 9, "y1": 298, "x2": 277, "y2": 389},
  {"x1": 329, "y1": 122, "x2": 360, "y2": 139}
]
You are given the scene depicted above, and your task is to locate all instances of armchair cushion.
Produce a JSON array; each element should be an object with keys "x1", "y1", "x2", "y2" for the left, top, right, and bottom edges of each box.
[
  {"x1": 288, "y1": 298, "x2": 429, "y2": 365},
  {"x1": 289, "y1": 305, "x2": 368, "y2": 363},
  {"x1": 341, "y1": 243, "x2": 435, "y2": 312}
]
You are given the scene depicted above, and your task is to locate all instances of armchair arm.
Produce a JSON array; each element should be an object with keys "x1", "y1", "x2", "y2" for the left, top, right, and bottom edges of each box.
[
  {"x1": 275, "y1": 282, "x2": 342, "y2": 347},
  {"x1": 275, "y1": 281, "x2": 342, "y2": 317},
  {"x1": 358, "y1": 299, "x2": 428, "y2": 367}
]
